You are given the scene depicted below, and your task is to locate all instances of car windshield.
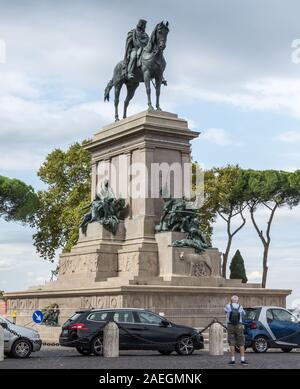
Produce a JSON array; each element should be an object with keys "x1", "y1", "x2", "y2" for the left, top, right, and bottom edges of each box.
[{"x1": 271, "y1": 309, "x2": 297, "y2": 323}]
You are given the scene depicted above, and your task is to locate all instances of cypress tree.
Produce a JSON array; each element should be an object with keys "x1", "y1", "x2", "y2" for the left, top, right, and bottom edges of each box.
[{"x1": 229, "y1": 249, "x2": 248, "y2": 283}]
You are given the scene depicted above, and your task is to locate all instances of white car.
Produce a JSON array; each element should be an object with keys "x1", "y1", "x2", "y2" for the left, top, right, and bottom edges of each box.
[{"x1": 0, "y1": 315, "x2": 42, "y2": 358}]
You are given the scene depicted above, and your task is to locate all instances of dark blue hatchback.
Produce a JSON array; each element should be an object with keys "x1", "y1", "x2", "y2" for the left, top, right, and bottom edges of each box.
[{"x1": 243, "y1": 306, "x2": 300, "y2": 353}]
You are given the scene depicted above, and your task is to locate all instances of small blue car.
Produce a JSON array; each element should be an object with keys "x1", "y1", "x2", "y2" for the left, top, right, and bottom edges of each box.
[{"x1": 243, "y1": 306, "x2": 300, "y2": 353}]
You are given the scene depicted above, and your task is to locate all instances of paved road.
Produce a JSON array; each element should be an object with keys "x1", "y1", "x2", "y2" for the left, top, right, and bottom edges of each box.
[{"x1": 1, "y1": 347, "x2": 300, "y2": 369}]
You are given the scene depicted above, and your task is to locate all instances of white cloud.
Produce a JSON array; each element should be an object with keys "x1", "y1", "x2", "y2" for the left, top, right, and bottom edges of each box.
[
  {"x1": 0, "y1": 86, "x2": 146, "y2": 173},
  {"x1": 0, "y1": 257, "x2": 16, "y2": 271},
  {"x1": 170, "y1": 77, "x2": 300, "y2": 119},
  {"x1": 0, "y1": 149, "x2": 45, "y2": 171},
  {"x1": 274, "y1": 131, "x2": 300, "y2": 143},
  {"x1": 34, "y1": 276, "x2": 47, "y2": 284},
  {"x1": 200, "y1": 128, "x2": 242, "y2": 146},
  {"x1": 0, "y1": 240, "x2": 55, "y2": 291},
  {"x1": 247, "y1": 271, "x2": 262, "y2": 282},
  {"x1": 0, "y1": 71, "x2": 39, "y2": 97}
]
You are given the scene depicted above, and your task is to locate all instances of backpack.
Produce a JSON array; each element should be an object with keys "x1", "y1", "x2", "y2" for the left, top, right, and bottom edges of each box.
[{"x1": 229, "y1": 304, "x2": 240, "y2": 325}]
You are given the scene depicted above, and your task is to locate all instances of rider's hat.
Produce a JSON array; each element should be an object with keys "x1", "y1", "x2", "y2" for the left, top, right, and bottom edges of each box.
[{"x1": 138, "y1": 19, "x2": 147, "y2": 26}]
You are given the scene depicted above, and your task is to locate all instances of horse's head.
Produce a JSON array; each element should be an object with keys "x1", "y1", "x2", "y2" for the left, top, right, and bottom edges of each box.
[{"x1": 155, "y1": 21, "x2": 169, "y2": 51}]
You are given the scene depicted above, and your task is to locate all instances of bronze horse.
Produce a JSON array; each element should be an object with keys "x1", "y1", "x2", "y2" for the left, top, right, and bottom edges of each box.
[{"x1": 104, "y1": 21, "x2": 169, "y2": 121}]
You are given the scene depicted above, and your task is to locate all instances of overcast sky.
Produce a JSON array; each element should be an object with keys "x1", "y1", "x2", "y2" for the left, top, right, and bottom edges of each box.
[{"x1": 0, "y1": 0, "x2": 299, "y2": 306}]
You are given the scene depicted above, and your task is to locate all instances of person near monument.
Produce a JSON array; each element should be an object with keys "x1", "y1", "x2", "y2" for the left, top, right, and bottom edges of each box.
[
  {"x1": 123, "y1": 19, "x2": 149, "y2": 79},
  {"x1": 224, "y1": 295, "x2": 248, "y2": 365},
  {"x1": 12, "y1": 308, "x2": 17, "y2": 324}
]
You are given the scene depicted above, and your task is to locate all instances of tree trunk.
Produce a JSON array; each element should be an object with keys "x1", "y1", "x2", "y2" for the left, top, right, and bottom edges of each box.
[
  {"x1": 249, "y1": 202, "x2": 276, "y2": 289},
  {"x1": 261, "y1": 244, "x2": 269, "y2": 288},
  {"x1": 222, "y1": 236, "x2": 232, "y2": 278}
]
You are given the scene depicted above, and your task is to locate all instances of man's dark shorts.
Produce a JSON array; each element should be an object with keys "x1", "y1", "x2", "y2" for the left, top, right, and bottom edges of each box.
[{"x1": 227, "y1": 323, "x2": 245, "y2": 347}]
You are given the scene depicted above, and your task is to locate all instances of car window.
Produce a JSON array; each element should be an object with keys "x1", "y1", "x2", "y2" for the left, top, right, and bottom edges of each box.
[
  {"x1": 88, "y1": 311, "x2": 110, "y2": 322},
  {"x1": 271, "y1": 309, "x2": 296, "y2": 323},
  {"x1": 244, "y1": 309, "x2": 259, "y2": 321},
  {"x1": 63, "y1": 312, "x2": 83, "y2": 327},
  {"x1": 137, "y1": 311, "x2": 164, "y2": 325},
  {"x1": 113, "y1": 311, "x2": 134, "y2": 323},
  {"x1": 266, "y1": 309, "x2": 274, "y2": 322}
]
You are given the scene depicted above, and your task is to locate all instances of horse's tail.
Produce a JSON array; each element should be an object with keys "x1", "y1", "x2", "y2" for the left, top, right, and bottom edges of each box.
[{"x1": 104, "y1": 79, "x2": 114, "y2": 102}]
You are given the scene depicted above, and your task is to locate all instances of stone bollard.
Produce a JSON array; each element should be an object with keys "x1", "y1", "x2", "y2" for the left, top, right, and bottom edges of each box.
[
  {"x1": 103, "y1": 321, "x2": 119, "y2": 358},
  {"x1": 0, "y1": 325, "x2": 4, "y2": 362},
  {"x1": 209, "y1": 322, "x2": 224, "y2": 356}
]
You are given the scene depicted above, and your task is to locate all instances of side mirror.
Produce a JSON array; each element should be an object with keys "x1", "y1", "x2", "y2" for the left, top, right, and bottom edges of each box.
[
  {"x1": 160, "y1": 319, "x2": 170, "y2": 327},
  {"x1": 0, "y1": 322, "x2": 8, "y2": 329}
]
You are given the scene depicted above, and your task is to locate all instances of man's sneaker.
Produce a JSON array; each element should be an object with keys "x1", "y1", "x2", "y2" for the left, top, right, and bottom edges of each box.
[
  {"x1": 228, "y1": 361, "x2": 235, "y2": 365},
  {"x1": 241, "y1": 360, "x2": 249, "y2": 365}
]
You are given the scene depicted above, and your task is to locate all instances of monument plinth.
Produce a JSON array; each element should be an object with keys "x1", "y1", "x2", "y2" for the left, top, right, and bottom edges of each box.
[{"x1": 4, "y1": 111, "x2": 291, "y2": 333}]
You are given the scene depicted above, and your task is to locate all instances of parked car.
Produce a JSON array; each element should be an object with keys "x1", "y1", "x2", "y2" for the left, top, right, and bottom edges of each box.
[
  {"x1": 289, "y1": 307, "x2": 300, "y2": 320},
  {"x1": 243, "y1": 306, "x2": 300, "y2": 353},
  {"x1": 0, "y1": 315, "x2": 42, "y2": 358},
  {"x1": 59, "y1": 308, "x2": 204, "y2": 356}
]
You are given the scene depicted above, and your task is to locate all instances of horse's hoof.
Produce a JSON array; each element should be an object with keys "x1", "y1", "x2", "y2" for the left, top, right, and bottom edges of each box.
[
  {"x1": 115, "y1": 118, "x2": 119, "y2": 122},
  {"x1": 156, "y1": 107, "x2": 162, "y2": 111},
  {"x1": 148, "y1": 106, "x2": 154, "y2": 112}
]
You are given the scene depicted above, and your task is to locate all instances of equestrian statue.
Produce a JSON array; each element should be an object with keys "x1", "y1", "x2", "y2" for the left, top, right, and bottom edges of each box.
[{"x1": 104, "y1": 19, "x2": 169, "y2": 121}]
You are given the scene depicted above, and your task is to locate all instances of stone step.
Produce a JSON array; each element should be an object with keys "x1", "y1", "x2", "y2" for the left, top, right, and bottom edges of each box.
[{"x1": 129, "y1": 277, "x2": 171, "y2": 286}]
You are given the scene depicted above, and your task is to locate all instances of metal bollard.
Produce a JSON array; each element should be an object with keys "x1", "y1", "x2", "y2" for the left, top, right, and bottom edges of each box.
[
  {"x1": 103, "y1": 321, "x2": 119, "y2": 358},
  {"x1": 0, "y1": 325, "x2": 4, "y2": 362},
  {"x1": 209, "y1": 322, "x2": 224, "y2": 356}
]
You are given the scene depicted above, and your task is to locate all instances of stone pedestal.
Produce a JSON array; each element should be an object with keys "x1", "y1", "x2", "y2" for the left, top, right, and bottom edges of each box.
[
  {"x1": 3, "y1": 111, "x2": 292, "y2": 334},
  {"x1": 156, "y1": 231, "x2": 222, "y2": 281}
]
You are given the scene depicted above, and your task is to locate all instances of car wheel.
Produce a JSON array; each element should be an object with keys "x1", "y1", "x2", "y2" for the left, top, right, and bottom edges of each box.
[
  {"x1": 175, "y1": 336, "x2": 195, "y2": 355},
  {"x1": 76, "y1": 346, "x2": 92, "y2": 356},
  {"x1": 281, "y1": 348, "x2": 293, "y2": 353},
  {"x1": 252, "y1": 336, "x2": 268, "y2": 353},
  {"x1": 158, "y1": 350, "x2": 173, "y2": 355},
  {"x1": 11, "y1": 339, "x2": 32, "y2": 358},
  {"x1": 91, "y1": 337, "x2": 103, "y2": 356}
]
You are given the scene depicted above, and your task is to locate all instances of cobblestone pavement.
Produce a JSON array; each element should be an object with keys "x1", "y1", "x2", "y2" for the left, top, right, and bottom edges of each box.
[{"x1": 1, "y1": 347, "x2": 300, "y2": 369}]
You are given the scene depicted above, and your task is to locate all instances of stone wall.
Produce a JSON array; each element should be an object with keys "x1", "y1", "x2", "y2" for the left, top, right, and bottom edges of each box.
[{"x1": 5, "y1": 285, "x2": 290, "y2": 330}]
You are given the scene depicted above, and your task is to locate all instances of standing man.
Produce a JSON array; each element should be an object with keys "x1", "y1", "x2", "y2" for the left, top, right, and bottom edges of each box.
[
  {"x1": 224, "y1": 295, "x2": 248, "y2": 365},
  {"x1": 123, "y1": 19, "x2": 149, "y2": 79},
  {"x1": 12, "y1": 308, "x2": 17, "y2": 324}
]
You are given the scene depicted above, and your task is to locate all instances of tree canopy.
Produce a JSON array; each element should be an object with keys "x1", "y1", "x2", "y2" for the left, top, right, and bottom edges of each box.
[
  {"x1": 202, "y1": 165, "x2": 248, "y2": 277},
  {"x1": 243, "y1": 169, "x2": 299, "y2": 287},
  {"x1": 201, "y1": 167, "x2": 300, "y2": 287},
  {"x1": 32, "y1": 141, "x2": 91, "y2": 262},
  {"x1": 0, "y1": 175, "x2": 38, "y2": 223}
]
